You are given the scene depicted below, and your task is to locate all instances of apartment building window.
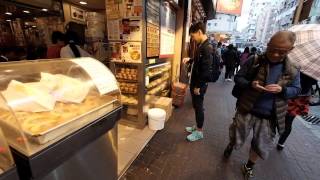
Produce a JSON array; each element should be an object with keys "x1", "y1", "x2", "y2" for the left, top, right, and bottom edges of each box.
[{"x1": 214, "y1": 23, "x2": 218, "y2": 26}]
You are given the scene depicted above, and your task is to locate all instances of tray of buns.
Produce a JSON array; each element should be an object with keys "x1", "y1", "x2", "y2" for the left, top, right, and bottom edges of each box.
[
  {"x1": 0, "y1": 94, "x2": 118, "y2": 145},
  {"x1": 0, "y1": 73, "x2": 120, "y2": 145}
]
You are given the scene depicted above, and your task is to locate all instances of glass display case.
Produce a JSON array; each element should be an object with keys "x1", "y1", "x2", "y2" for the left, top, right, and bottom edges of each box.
[
  {"x1": 0, "y1": 128, "x2": 14, "y2": 175},
  {"x1": 0, "y1": 57, "x2": 121, "y2": 156}
]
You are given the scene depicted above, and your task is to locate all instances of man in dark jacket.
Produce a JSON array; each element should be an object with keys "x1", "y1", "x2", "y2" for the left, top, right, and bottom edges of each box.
[
  {"x1": 222, "y1": 44, "x2": 238, "y2": 82},
  {"x1": 183, "y1": 22, "x2": 212, "y2": 142},
  {"x1": 223, "y1": 31, "x2": 301, "y2": 179}
]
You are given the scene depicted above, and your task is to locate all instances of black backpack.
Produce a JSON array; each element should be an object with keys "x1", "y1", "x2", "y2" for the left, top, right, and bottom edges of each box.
[{"x1": 208, "y1": 52, "x2": 221, "y2": 82}]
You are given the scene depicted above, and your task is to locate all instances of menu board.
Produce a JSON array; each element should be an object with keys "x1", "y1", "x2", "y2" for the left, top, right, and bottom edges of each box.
[
  {"x1": 146, "y1": 0, "x2": 160, "y2": 25},
  {"x1": 123, "y1": 0, "x2": 143, "y2": 18},
  {"x1": 160, "y1": 4, "x2": 176, "y2": 58},
  {"x1": 110, "y1": 42, "x2": 141, "y2": 63},
  {"x1": 122, "y1": 19, "x2": 142, "y2": 41},
  {"x1": 107, "y1": 20, "x2": 121, "y2": 40},
  {"x1": 106, "y1": 0, "x2": 123, "y2": 19},
  {"x1": 107, "y1": 19, "x2": 142, "y2": 41},
  {"x1": 147, "y1": 23, "x2": 160, "y2": 57},
  {"x1": 121, "y1": 42, "x2": 141, "y2": 62},
  {"x1": 106, "y1": 0, "x2": 142, "y2": 19}
]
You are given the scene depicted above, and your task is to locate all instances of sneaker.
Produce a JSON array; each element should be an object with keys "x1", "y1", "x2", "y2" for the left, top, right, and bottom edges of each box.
[
  {"x1": 277, "y1": 143, "x2": 285, "y2": 151},
  {"x1": 185, "y1": 126, "x2": 196, "y2": 133},
  {"x1": 223, "y1": 144, "x2": 233, "y2": 159},
  {"x1": 242, "y1": 164, "x2": 254, "y2": 179},
  {"x1": 186, "y1": 130, "x2": 203, "y2": 142}
]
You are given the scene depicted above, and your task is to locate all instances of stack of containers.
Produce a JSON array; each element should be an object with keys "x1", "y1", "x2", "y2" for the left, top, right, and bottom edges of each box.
[{"x1": 171, "y1": 82, "x2": 188, "y2": 107}]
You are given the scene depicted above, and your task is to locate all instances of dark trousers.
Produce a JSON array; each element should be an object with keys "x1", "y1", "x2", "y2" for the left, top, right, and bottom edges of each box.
[
  {"x1": 190, "y1": 84, "x2": 208, "y2": 129},
  {"x1": 278, "y1": 114, "x2": 296, "y2": 145},
  {"x1": 225, "y1": 66, "x2": 235, "y2": 79}
]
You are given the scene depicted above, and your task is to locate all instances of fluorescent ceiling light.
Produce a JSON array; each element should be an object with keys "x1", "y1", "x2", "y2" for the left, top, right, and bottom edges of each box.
[
  {"x1": 23, "y1": 10, "x2": 30, "y2": 14},
  {"x1": 5, "y1": 12, "x2": 12, "y2": 15},
  {"x1": 79, "y1": 1, "x2": 87, "y2": 5}
]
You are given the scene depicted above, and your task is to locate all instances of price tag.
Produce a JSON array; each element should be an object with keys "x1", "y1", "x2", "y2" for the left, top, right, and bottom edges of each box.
[
  {"x1": 149, "y1": 59, "x2": 156, "y2": 64},
  {"x1": 71, "y1": 58, "x2": 118, "y2": 95},
  {"x1": 145, "y1": 76, "x2": 149, "y2": 86}
]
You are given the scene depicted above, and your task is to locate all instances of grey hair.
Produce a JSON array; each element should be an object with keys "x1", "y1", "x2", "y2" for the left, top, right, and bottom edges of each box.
[{"x1": 270, "y1": 31, "x2": 296, "y2": 45}]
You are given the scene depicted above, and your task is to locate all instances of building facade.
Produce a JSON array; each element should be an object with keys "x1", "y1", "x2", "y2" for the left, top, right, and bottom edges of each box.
[
  {"x1": 275, "y1": 0, "x2": 299, "y2": 30},
  {"x1": 246, "y1": 0, "x2": 274, "y2": 41},
  {"x1": 206, "y1": 13, "x2": 237, "y2": 34}
]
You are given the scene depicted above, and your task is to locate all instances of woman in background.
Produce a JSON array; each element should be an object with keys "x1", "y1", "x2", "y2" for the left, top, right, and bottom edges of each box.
[
  {"x1": 60, "y1": 30, "x2": 91, "y2": 58},
  {"x1": 47, "y1": 31, "x2": 65, "y2": 59},
  {"x1": 277, "y1": 73, "x2": 317, "y2": 150},
  {"x1": 239, "y1": 47, "x2": 250, "y2": 67}
]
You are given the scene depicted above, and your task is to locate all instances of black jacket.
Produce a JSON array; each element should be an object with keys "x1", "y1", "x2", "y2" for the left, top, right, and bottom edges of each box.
[
  {"x1": 300, "y1": 73, "x2": 317, "y2": 95},
  {"x1": 189, "y1": 39, "x2": 213, "y2": 87},
  {"x1": 222, "y1": 49, "x2": 238, "y2": 67}
]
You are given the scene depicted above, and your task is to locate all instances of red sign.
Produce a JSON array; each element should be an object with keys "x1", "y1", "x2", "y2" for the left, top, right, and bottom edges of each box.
[{"x1": 216, "y1": 0, "x2": 243, "y2": 16}]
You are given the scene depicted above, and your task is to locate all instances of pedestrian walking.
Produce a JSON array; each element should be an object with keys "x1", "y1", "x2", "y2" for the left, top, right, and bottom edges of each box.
[
  {"x1": 249, "y1": 47, "x2": 257, "y2": 57},
  {"x1": 183, "y1": 22, "x2": 212, "y2": 142},
  {"x1": 221, "y1": 44, "x2": 227, "y2": 55},
  {"x1": 234, "y1": 46, "x2": 241, "y2": 73},
  {"x1": 310, "y1": 83, "x2": 320, "y2": 106},
  {"x1": 277, "y1": 73, "x2": 317, "y2": 150},
  {"x1": 224, "y1": 31, "x2": 301, "y2": 179},
  {"x1": 239, "y1": 47, "x2": 250, "y2": 67},
  {"x1": 216, "y1": 42, "x2": 224, "y2": 69},
  {"x1": 222, "y1": 44, "x2": 238, "y2": 82}
]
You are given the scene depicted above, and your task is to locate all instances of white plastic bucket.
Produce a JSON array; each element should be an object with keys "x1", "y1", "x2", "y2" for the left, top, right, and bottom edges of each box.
[{"x1": 148, "y1": 108, "x2": 166, "y2": 130}]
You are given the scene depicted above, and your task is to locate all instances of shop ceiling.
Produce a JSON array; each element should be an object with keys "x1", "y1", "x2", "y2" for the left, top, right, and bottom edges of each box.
[
  {"x1": 0, "y1": 0, "x2": 62, "y2": 20},
  {"x1": 65, "y1": 0, "x2": 105, "y2": 10}
]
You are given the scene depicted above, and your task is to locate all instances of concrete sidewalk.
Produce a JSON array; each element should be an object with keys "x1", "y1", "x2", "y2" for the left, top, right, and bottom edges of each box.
[{"x1": 121, "y1": 80, "x2": 320, "y2": 180}]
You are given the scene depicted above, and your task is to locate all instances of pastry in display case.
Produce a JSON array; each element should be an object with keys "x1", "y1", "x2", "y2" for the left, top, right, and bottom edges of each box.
[
  {"x1": 121, "y1": 94, "x2": 138, "y2": 105},
  {"x1": 0, "y1": 128, "x2": 14, "y2": 175},
  {"x1": 0, "y1": 57, "x2": 121, "y2": 156},
  {"x1": 119, "y1": 82, "x2": 138, "y2": 94},
  {"x1": 116, "y1": 67, "x2": 138, "y2": 81},
  {"x1": 146, "y1": 63, "x2": 171, "y2": 95}
]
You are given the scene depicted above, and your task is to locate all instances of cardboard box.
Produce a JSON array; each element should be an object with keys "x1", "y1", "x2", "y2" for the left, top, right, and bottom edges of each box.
[
  {"x1": 172, "y1": 82, "x2": 188, "y2": 95},
  {"x1": 153, "y1": 97, "x2": 173, "y2": 122},
  {"x1": 171, "y1": 91, "x2": 185, "y2": 107}
]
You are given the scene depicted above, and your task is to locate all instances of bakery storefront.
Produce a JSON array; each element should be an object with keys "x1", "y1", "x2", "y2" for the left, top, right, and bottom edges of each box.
[
  {"x1": 0, "y1": 1, "x2": 120, "y2": 180},
  {"x1": 0, "y1": 0, "x2": 215, "y2": 179},
  {"x1": 106, "y1": 0, "x2": 185, "y2": 177}
]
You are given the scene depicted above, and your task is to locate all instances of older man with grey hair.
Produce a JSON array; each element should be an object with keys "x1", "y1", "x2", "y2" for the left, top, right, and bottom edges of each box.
[{"x1": 223, "y1": 31, "x2": 301, "y2": 179}]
